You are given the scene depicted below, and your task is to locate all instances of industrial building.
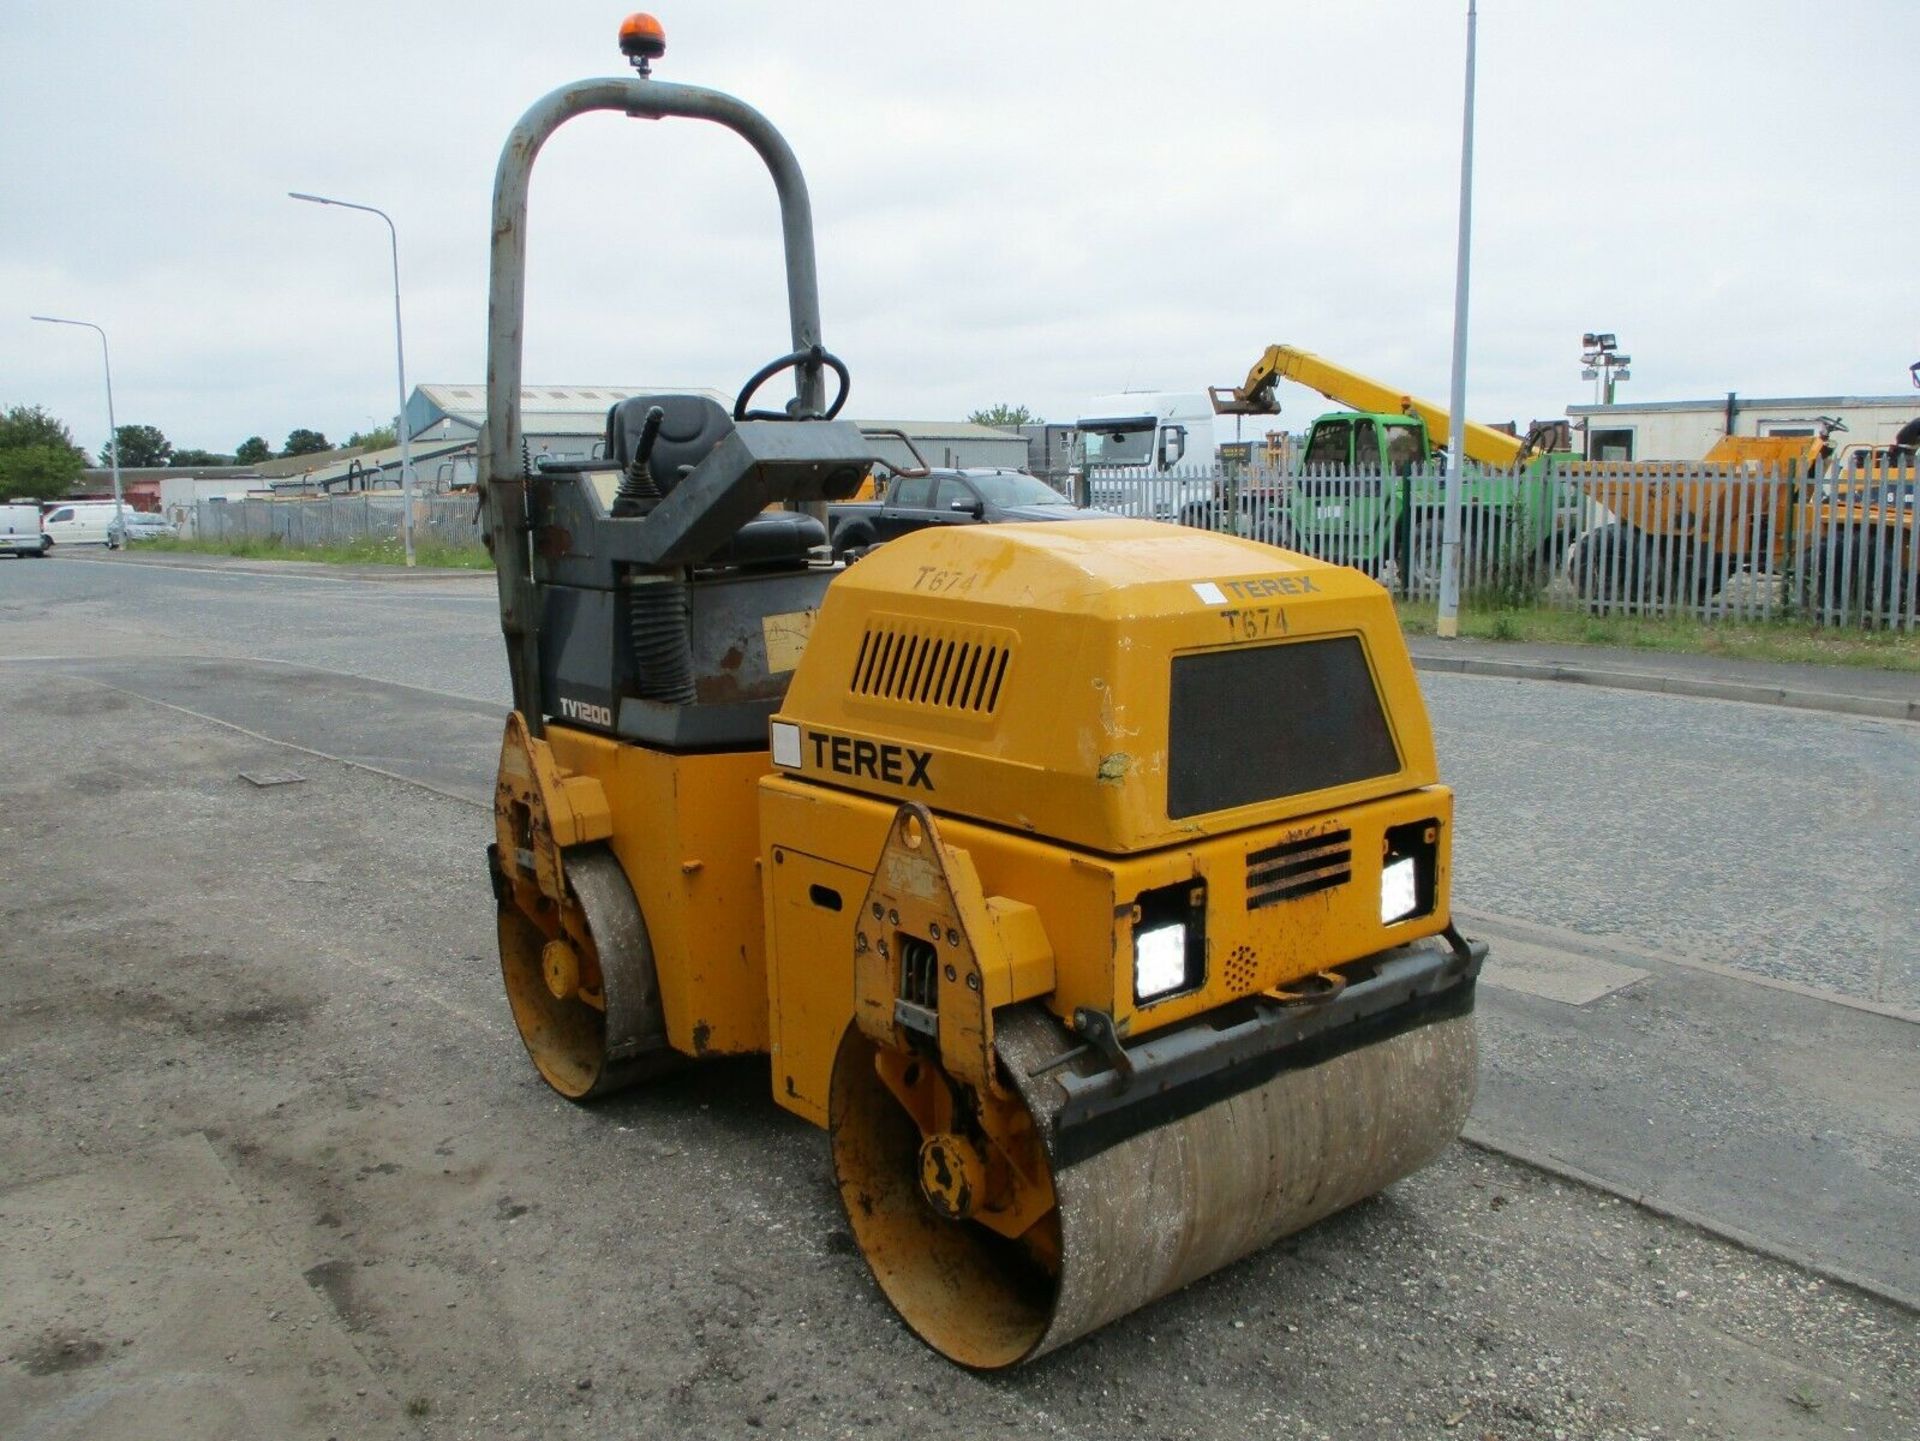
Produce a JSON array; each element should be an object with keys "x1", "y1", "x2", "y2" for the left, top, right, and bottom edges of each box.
[
  {"x1": 1567, "y1": 392, "x2": 1920, "y2": 462},
  {"x1": 403, "y1": 384, "x2": 1028, "y2": 471}
]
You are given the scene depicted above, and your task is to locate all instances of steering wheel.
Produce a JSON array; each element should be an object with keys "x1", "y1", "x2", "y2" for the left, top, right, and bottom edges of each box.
[{"x1": 732, "y1": 345, "x2": 850, "y2": 422}]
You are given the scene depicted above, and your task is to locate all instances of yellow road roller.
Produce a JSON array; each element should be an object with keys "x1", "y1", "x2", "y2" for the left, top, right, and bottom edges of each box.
[{"x1": 480, "y1": 16, "x2": 1483, "y2": 1369}]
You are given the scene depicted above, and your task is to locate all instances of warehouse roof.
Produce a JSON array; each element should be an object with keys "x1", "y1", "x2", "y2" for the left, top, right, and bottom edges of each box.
[
  {"x1": 407, "y1": 383, "x2": 729, "y2": 440},
  {"x1": 265, "y1": 436, "x2": 474, "y2": 493},
  {"x1": 405, "y1": 387, "x2": 1024, "y2": 446}
]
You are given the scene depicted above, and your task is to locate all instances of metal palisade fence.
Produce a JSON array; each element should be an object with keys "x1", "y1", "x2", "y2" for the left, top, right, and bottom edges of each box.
[
  {"x1": 191, "y1": 493, "x2": 482, "y2": 549},
  {"x1": 1085, "y1": 461, "x2": 1919, "y2": 630}
]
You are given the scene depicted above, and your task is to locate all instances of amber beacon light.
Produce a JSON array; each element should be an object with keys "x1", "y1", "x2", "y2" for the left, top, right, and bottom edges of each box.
[{"x1": 619, "y1": 13, "x2": 667, "y2": 75}]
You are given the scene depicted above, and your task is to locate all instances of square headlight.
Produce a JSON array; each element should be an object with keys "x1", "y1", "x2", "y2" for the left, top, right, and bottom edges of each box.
[
  {"x1": 1380, "y1": 819, "x2": 1439, "y2": 927},
  {"x1": 1380, "y1": 856, "x2": 1419, "y2": 925},
  {"x1": 1134, "y1": 921, "x2": 1189, "y2": 1000},
  {"x1": 1132, "y1": 879, "x2": 1205, "y2": 1004}
]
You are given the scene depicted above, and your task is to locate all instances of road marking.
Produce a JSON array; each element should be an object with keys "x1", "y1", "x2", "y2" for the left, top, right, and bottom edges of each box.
[{"x1": 1478, "y1": 935, "x2": 1648, "y2": 1006}]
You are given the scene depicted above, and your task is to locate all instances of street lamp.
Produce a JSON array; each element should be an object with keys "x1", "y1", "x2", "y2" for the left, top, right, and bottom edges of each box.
[
  {"x1": 30, "y1": 315, "x2": 126, "y2": 539},
  {"x1": 289, "y1": 190, "x2": 417, "y2": 566}
]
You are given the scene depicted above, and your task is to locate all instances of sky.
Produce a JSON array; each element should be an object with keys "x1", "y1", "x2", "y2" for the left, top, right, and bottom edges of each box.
[{"x1": 3, "y1": 1, "x2": 1915, "y2": 457}]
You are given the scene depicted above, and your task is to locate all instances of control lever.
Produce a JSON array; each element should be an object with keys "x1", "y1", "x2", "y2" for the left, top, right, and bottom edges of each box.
[{"x1": 612, "y1": 405, "x2": 666, "y2": 517}]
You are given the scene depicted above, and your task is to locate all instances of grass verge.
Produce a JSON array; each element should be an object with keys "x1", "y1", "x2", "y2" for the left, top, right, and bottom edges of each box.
[
  {"x1": 1395, "y1": 601, "x2": 1920, "y2": 673},
  {"x1": 138, "y1": 535, "x2": 493, "y2": 570}
]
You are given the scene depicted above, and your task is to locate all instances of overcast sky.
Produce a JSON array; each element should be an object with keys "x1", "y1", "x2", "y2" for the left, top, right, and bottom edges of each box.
[{"x1": 4, "y1": 1, "x2": 1915, "y2": 457}]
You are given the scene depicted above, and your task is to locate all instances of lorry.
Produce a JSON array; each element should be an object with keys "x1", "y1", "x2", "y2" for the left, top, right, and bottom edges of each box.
[
  {"x1": 1074, "y1": 390, "x2": 1288, "y2": 519},
  {"x1": 1210, "y1": 345, "x2": 1580, "y2": 587}
]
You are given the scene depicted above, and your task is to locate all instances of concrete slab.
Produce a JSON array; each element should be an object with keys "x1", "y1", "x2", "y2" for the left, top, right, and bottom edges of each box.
[
  {"x1": 0, "y1": 1133, "x2": 404, "y2": 1441},
  {"x1": 1466, "y1": 910, "x2": 1920, "y2": 1309},
  {"x1": 51, "y1": 656, "x2": 501, "y2": 807},
  {"x1": 1480, "y1": 934, "x2": 1650, "y2": 1006}
]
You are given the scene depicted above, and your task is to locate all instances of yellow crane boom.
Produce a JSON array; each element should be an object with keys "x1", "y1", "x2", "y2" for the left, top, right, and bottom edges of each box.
[{"x1": 1211, "y1": 344, "x2": 1529, "y2": 469}]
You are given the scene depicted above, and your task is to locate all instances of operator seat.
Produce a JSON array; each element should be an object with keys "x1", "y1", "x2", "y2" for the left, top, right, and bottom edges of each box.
[{"x1": 604, "y1": 394, "x2": 828, "y2": 567}]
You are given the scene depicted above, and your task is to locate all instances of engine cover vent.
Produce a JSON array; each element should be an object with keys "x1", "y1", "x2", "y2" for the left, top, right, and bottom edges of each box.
[
  {"x1": 850, "y1": 619, "x2": 1016, "y2": 715},
  {"x1": 1245, "y1": 828, "x2": 1352, "y2": 910}
]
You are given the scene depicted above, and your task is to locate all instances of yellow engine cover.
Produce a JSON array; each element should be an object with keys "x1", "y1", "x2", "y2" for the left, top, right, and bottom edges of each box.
[
  {"x1": 759, "y1": 520, "x2": 1456, "y2": 1124},
  {"x1": 768, "y1": 520, "x2": 1438, "y2": 855}
]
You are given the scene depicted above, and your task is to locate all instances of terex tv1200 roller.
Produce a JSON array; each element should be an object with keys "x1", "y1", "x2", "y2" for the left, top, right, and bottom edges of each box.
[{"x1": 480, "y1": 14, "x2": 1485, "y2": 1368}]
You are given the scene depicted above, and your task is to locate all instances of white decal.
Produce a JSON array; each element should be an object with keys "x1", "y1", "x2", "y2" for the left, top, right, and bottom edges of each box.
[{"x1": 770, "y1": 720, "x2": 802, "y2": 768}]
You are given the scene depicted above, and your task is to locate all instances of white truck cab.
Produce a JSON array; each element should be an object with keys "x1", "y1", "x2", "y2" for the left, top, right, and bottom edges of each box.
[
  {"x1": 1076, "y1": 390, "x2": 1289, "y2": 520},
  {"x1": 1076, "y1": 390, "x2": 1286, "y2": 474}
]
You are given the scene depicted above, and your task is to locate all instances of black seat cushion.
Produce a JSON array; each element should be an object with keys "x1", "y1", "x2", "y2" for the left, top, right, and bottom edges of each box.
[
  {"x1": 605, "y1": 394, "x2": 734, "y2": 494},
  {"x1": 605, "y1": 393, "x2": 824, "y2": 566},
  {"x1": 707, "y1": 509, "x2": 828, "y2": 568}
]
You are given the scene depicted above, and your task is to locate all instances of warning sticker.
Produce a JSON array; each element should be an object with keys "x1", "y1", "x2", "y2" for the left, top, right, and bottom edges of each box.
[{"x1": 762, "y1": 609, "x2": 817, "y2": 674}]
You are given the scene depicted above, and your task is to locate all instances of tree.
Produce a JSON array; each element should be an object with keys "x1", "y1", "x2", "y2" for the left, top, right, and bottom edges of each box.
[
  {"x1": 170, "y1": 447, "x2": 231, "y2": 467},
  {"x1": 101, "y1": 423, "x2": 172, "y2": 468},
  {"x1": 346, "y1": 424, "x2": 396, "y2": 451},
  {"x1": 234, "y1": 436, "x2": 272, "y2": 465},
  {"x1": 1, "y1": 403, "x2": 86, "y2": 458},
  {"x1": 0, "y1": 446, "x2": 82, "y2": 501},
  {"x1": 282, "y1": 428, "x2": 331, "y2": 457},
  {"x1": 0, "y1": 404, "x2": 87, "y2": 500},
  {"x1": 968, "y1": 404, "x2": 1041, "y2": 430}
]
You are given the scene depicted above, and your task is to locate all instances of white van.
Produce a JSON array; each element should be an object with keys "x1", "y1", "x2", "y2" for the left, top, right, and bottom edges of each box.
[
  {"x1": 2, "y1": 502, "x2": 50, "y2": 557},
  {"x1": 41, "y1": 501, "x2": 129, "y2": 548}
]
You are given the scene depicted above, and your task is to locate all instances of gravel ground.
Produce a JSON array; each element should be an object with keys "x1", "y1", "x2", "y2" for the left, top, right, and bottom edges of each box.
[{"x1": 1, "y1": 671, "x2": 1913, "y2": 1440}]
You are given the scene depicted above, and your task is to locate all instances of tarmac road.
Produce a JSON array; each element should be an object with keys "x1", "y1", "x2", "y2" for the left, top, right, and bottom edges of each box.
[
  {"x1": 1, "y1": 552, "x2": 1915, "y2": 1438},
  {"x1": 11, "y1": 553, "x2": 1916, "y2": 1009}
]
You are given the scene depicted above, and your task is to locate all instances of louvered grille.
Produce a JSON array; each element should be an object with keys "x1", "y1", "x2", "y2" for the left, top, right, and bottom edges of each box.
[
  {"x1": 1245, "y1": 828, "x2": 1352, "y2": 910},
  {"x1": 850, "y1": 621, "x2": 1013, "y2": 714}
]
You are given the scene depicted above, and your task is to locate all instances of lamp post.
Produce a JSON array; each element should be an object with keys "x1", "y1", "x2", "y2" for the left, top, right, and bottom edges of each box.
[
  {"x1": 30, "y1": 315, "x2": 126, "y2": 540},
  {"x1": 1435, "y1": 0, "x2": 1477, "y2": 640},
  {"x1": 289, "y1": 191, "x2": 416, "y2": 566}
]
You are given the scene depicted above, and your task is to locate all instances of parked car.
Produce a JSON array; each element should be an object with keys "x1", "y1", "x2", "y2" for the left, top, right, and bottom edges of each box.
[
  {"x1": 827, "y1": 467, "x2": 1116, "y2": 562},
  {"x1": 41, "y1": 501, "x2": 133, "y2": 547},
  {"x1": 107, "y1": 510, "x2": 179, "y2": 544},
  {"x1": 1, "y1": 502, "x2": 50, "y2": 557}
]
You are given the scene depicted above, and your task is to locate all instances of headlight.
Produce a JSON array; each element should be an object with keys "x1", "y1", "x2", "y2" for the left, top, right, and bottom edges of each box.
[
  {"x1": 1131, "y1": 880, "x2": 1205, "y2": 1004},
  {"x1": 1380, "y1": 856, "x2": 1419, "y2": 926},
  {"x1": 1134, "y1": 920, "x2": 1189, "y2": 1001}
]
